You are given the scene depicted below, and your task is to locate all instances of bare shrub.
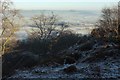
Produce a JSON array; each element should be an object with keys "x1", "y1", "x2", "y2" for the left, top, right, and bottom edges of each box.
[{"x1": 91, "y1": 6, "x2": 118, "y2": 39}]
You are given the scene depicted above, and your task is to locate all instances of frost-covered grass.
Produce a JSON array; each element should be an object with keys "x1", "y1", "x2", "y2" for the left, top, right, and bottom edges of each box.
[{"x1": 8, "y1": 58, "x2": 120, "y2": 79}]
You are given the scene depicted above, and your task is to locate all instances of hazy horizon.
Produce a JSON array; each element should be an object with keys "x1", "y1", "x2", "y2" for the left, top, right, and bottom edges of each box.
[{"x1": 12, "y1": 0, "x2": 119, "y2": 10}]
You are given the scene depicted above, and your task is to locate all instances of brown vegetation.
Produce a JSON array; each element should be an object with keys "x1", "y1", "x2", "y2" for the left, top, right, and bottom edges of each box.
[{"x1": 91, "y1": 6, "x2": 119, "y2": 39}]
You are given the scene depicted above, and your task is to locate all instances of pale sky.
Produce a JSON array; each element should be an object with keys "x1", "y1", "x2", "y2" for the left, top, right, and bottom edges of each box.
[{"x1": 12, "y1": 0, "x2": 119, "y2": 10}]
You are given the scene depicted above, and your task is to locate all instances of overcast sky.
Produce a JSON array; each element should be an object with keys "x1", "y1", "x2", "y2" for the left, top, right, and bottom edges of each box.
[{"x1": 12, "y1": 0, "x2": 119, "y2": 10}]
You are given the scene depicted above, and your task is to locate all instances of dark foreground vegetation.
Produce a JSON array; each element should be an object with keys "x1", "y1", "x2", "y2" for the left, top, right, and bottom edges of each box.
[
  {"x1": 2, "y1": 31, "x2": 120, "y2": 79},
  {"x1": 1, "y1": 1, "x2": 120, "y2": 80}
]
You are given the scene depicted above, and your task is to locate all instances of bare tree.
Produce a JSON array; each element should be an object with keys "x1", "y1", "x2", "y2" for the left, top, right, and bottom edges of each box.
[
  {"x1": 0, "y1": 0, "x2": 23, "y2": 54},
  {"x1": 30, "y1": 12, "x2": 63, "y2": 39},
  {"x1": 118, "y1": 1, "x2": 120, "y2": 35}
]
